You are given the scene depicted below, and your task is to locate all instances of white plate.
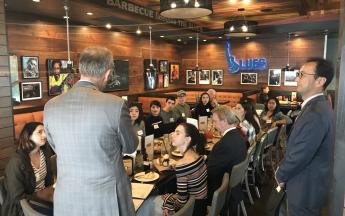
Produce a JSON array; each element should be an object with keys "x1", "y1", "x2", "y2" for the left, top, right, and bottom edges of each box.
[
  {"x1": 134, "y1": 171, "x2": 159, "y2": 182},
  {"x1": 171, "y1": 150, "x2": 183, "y2": 157}
]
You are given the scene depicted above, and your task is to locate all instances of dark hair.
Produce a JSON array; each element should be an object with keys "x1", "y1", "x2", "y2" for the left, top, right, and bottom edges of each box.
[
  {"x1": 150, "y1": 100, "x2": 161, "y2": 108},
  {"x1": 179, "y1": 123, "x2": 206, "y2": 155},
  {"x1": 166, "y1": 95, "x2": 176, "y2": 102},
  {"x1": 51, "y1": 60, "x2": 62, "y2": 68},
  {"x1": 129, "y1": 102, "x2": 144, "y2": 125},
  {"x1": 306, "y1": 57, "x2": 334, "y2": 89},
  {"x1": 198, "y1": 92, "x2": 210, "y2": 105},
  {"x1": 239, "y1": 98, "x2": 260, "y2": 134},
  {"x1": 18, "y1": 122, "x2": 44, "y2": 153},
  {"x1": 265, "y1": 97, "x2": 281, "y2": 116}
]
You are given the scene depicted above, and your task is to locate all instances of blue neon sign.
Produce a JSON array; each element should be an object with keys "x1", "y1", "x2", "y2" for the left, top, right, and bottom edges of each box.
[{"x1": 225, "y1": 41, "x2": 268, "y2": 74}]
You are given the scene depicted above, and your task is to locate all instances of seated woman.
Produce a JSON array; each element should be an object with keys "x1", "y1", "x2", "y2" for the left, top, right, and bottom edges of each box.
[
  {"x1": 145, "y1": 100, "x2": 165, "y2": 138},
  {"x1": 257, "y1": 85, "x2": 270, "y2": 104},
  {"x1": 137, "y1": 123, "x2": 207, "y2": 216},
  {"x1": 1, "y1": 122, "x2": 54, "y2": 216},
  {"x1": 193, "y1": 92, "x2": 213, "y2": 119},
  {"x1": 260, "y1": 97, "x2": 292, "y2": 131},
  {"x1": 129, "y1": 102, "x2": 146, "y2": 151},
  {"x1": 234, "y1": 98, "x2": 261, "y2": 146}
]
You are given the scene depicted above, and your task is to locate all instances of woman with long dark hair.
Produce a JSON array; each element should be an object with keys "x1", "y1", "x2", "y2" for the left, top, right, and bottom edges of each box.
[
  {"x1": 2, "y1": 122, "x2": 54, "y2": 216},
  {"x1": 260, "y1": 97, "x2": 292, "y2": 130},
  {"x1": 129, "y1": 102, "x2": 145, "y2": 151},
  {"x1": 193, "y1": 92, "x2": 213, "y2": 119}
]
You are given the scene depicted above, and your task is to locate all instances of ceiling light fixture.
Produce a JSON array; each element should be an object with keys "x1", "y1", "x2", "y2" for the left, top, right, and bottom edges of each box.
[
  {"x1": 203, "y1": 39, "x2": 207, "y2": 42},
  {"x1": 177, "y1": 38, "x2": 182, "y2": 42},
  {"x1": 86, "y1": 12, "x2": 93, "y2": 16},
  {"x1": 195, "y1": 33, "x2": 200, "y2": 70},
  {"x1": 224, "y1": 20, "x2": 257, "y2": 37},
  {"x1": 160, "y1": 0, "x2": 213, "y2": 19},
  {"x1": 189, "y1": 36, "x2": 193, "y2": 39},
  {"x1": 105, "y1": 23, "x2": 112, "y2": 29},
  {"x1": 136, "y1": 26, "x2": 141, "y2": 34},
  {"x1": 32, "y1": 0, "x2": 40, "y2": 2},
  {"x1": 160, "y1": 35, "x2": 165, "y2": 38}
]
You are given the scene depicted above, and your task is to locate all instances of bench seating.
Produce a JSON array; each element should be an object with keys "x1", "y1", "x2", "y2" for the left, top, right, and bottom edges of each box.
[{"x1": 14, "y1": 111, "x2": 43, "y2": 139}]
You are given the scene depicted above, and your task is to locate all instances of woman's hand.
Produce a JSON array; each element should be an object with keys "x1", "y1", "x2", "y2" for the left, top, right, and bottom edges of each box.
[
  {"x1": 163, "y1": 209, "x2": 174, "y2": 216},
  {"x1": 34, "y1": 185, "x2": 54, "y2": 202}
]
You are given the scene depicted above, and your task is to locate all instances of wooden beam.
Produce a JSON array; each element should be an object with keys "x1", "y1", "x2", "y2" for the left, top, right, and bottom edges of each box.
[{"x1": 330, "y1": 0, "x2": 345, "y2": 215}]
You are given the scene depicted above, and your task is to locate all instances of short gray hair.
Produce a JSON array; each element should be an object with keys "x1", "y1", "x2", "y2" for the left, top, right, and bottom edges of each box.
[
  {"x1": 212, "y1": 105, "x2": 239, "y2": 125},
  {"x1": 79, "y1": 46, "x2": 114, "y2": 78}
]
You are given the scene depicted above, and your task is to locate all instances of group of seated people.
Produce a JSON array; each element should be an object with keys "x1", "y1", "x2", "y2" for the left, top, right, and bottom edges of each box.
[{"x1": 1, "y1": 88, "x2": 293, "y2": 216}]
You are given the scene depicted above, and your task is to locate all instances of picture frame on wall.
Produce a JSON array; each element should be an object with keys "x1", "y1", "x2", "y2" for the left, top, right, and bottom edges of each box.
[
  {"x1": 104, "y1": 60, "x2": 129, "y2": 92},
  {"x1": 21, "y1": 81, "x2": 42, "y2": 101},
  {"x1": 158, "y1": 73, "x2": 164, "y2": 88},
  {"x1": 211, "y1": 69, "x2": 223, "y2": 85},
  {"x1": 163, "y1": 73, "x2": 169, "y2": 88},
  {"x1": 284, "y1": 69, "x2": 298, "y2": 86},
  {"x1": 144, "y1": 59, "x2": 158, "y2": 90},
  {"x1": 22, "y1": 56, "x2": 39, "y2": 79},
  {"x1": 268, "y1": 69, "x2": 281, "y2": 86},
  {"x1": 170, "y1": 63, "x2": 180, "y2": 84},
  {"x1": 47, "y1": 59, "x2": 74, "y2": 96},
  {"x1": 240, "y1": 72, "x2": 257, "y2": 85},
  {"x1": 186, "y1": 69, "x2": 196, "y2": 85},
  {"x1": 10, "y1": 55, "x2": 20, "y2": 104},
  {"x1": 199, "y1": 69, "x2": 210, "y2": 85},
  {"x1": 159, "y1": 60, "x2": 169, "y2": 73}
]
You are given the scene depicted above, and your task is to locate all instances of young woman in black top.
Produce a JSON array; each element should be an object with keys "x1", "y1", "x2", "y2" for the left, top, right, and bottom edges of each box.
[{"x1": 193, "y1": 92, "x2": 213, "y2": 119}]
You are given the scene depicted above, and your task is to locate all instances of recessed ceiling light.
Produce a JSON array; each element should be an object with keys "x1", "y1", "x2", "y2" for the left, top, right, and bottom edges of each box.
[
  {"x1": 242, "y1": 0, "x2": 251, "y2": 4},
  {"x1": 177, "y1": 38, "x2": 182, "y2": 42},
  {"x1": 86, "y1": 12, "x2": 93, "y2": 16},
  {"x1": 294, "y1": 34, "x2": 299, "y2": 37},
  {"x1": 32, "y1": 0, "x2": 40, "y2": 2},
  {"x1": 160, "y1": 35, "x2": 165, "y2": 38},
  {"x1": 194, "y1": 1, "x2": 200, "y2": 7},
  {"x1": 245, "y1": 36, "x2": 250, "y2": 40},
  {"x1": 229, "y1": 0, "x2": 237, "y2": 4},
  {"x1": 171, "y1": 2, "x2": 177, "y2": 8},
  {"x1": 203, "y1": 39, "x2": 207, "y2": 42},
  {"x1": 105, "y1": 24, "x2": 112, "y2": 29},
  {"x1": 218, "y1": 36, "x2": 222, "y2": 39},
  {"x1": 189, "y1": 36, "x2": 193, "y2": 39},
  {"x1": 136, "y1": 27, "x2": 142, "y2": 34},
  {"x1": 63, "y1": 16, "x2": 69, "y2": 19}
]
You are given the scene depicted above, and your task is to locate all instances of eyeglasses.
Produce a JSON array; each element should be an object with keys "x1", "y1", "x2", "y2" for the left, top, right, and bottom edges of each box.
[{"x1": 296, "y1": 71, "x2": 317, "y2": 78}]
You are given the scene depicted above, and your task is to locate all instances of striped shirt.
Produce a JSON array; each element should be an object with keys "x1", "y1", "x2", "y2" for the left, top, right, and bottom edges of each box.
[
  {"x1": 31, "y1": 150, "x2": 47, "y2": 192},
  {"x1": 161, "y1": 156, "x2": 207, "y2": 212}
]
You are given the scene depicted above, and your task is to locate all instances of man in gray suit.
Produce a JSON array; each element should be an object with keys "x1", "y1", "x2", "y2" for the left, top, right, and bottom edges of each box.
[
  {"x1": 44, "y1": 46, "x2": 138, "y2": 216},
  {"x1": 276, "y1": 58, "x2": 334, "y2": 216}
]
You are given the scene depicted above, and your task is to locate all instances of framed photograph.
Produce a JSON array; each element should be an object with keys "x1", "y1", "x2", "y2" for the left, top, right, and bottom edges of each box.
[
  {"x1": 170, "y1": 63, "x2": 180, "y2": 84},
  {"x1": 144, "y1": 59, "x2": 158, "y2": 90},
  {"x1": 163, "y1": 73, "x2": 169, "y2": 88},
  {"x1": 10, "y1": 55, "x2": 20, "y2": 104},
  {"x1": 22, "y1": 56, "x2": 39, "y2": 79},
  {"x1": 212, "y1": 69, "x2": 223, "y2": 85},
  {"x1": 186, "y1": 69, "x2": 196, "y2": 85},
  {"x1": 284, "y1": 70, "x2": 298, "y2": 86},
  {"x1": 199, "y1": 69, "x2": 210, "y2": 85},
  {"x1": 157, "y1": 73, "x2": 164, "y2": 88},
  {"x1": 240, "y1": 73, "x2": 257, "y2": 85},
  {"x1": 268, "y1": 69, "x2": 281, "y2": 86},
  {"x1": 159, "y1": 60, "x2": 169, "y2": 73},
  {"x1": 47, "y1": 59, "x2": 74, "y2": 96},
  {"x1": 104, "y1": 59, "x2": 129, "y2": 92},
  {"x1": 21, "y1": 81, "x2": 42, "y2": 101}
]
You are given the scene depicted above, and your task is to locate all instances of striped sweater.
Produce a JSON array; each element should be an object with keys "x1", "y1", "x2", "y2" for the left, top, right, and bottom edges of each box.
[{"x1": 161, "y1": 156, "x2": 207, "y2": 212}]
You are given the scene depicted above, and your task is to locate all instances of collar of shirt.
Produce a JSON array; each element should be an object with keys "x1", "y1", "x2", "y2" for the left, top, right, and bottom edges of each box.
[
  {"x1": 301, "y1": 93, "x2": 324, "y2": 109},
  {"x1": 223, "y1": 126, "x2": 237, "y2": 136}
]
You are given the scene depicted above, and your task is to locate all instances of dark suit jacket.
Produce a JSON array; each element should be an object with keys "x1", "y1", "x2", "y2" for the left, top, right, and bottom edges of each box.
[
  {"x1": 276, "y1": 95, "x2": 334, "y2": 209},
  {"x1": 207, "y1": 128, "x2": 247, "y2": 203}
]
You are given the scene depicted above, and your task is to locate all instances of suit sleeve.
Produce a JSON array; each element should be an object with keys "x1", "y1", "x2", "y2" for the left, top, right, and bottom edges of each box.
[
  {"x1": 117, "y1": 102, "x2": 138, "y2": 154},
  {"x1": 276, "y1": 112, "x2": 327, "y2": 182}
]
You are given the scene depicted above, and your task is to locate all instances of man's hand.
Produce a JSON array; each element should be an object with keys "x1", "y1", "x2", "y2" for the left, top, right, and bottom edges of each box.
[{"x1": 275, "y1": 167, "x2": 285, "y2": 189}]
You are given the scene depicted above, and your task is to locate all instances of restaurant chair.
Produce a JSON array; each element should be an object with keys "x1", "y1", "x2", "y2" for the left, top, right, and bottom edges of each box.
[
  {"x1": 207, "y1": 173, "x2": 229, "y2": 216},
  {"x1": 20, "y1": 199, "x2": 45, "y2": 216},
  {"x1": 0, "y1": 176, "x2": 5, "y2": 205},
  {"x1": 173, "y1": 196, "x2": 195, "y2": 216},
  {"x1": 243, "y1": 146, "x2": 256, "y2": 205},
  {"x1": 261, "y1": 127, "x2": 278, "y2": 172}
]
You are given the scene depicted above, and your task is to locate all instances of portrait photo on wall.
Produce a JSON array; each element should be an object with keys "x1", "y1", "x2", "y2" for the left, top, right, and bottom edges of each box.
[
  {"x1": 163, "y1": 73, "x2": 169, "y2": 88},
  {"x1": 10, "y1": 55, "x2": 20, "y2": 104},
  {"x1": 47, "y1": 59, "x2": 74, "y2": 96},
  {"x1": 240, "y1": 72, "x2": 257, "y2": 85},
  {"x1": 158, "y1": 73, "x2": 164, "y2": 88},
  {"x1": 170, "y1": 63, "x2": 180, "y2": 84},
  {"x1": 284, "y1": 69, "x2": 298, "y2": 86},
  {"x1": 268, "y1": 69, "x2": 282, "y2": 86},
  {"x1": 104, "y1": 59, "x2": 129, "y2": 92},
  {"x1": 159, "y1": 60, "x2": 169, "y2": 73},
  {"x1": 186, "y1": 69, "x2": 196, "y2": 85},
  {"x1": 211, "y1": 69, "x2": 223, "y2": 85},
  {"x1": 22, "y1": 56, "x2": 39, "y2": 79},
  {"x1": 21, "y1": 81, "x2": 42, "y2": 101},
  {"x1": 199, "y1": 69, "x2": 210, "y2": 85},
  {"x1": 144, "y1": 59, "x2": 158, "y2": 90}
]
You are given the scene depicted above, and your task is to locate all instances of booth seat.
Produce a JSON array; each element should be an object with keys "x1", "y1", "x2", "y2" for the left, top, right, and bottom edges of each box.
[{"x1": 14, "y1": 111, "x2": 43, "y2": 139}]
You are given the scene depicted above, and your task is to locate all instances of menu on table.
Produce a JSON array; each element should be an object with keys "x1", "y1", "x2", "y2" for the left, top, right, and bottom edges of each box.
[
  {"x1": 131, "y1": 182, "x2": 154, "y2": 199},
  {"x1": 198, "y1": 116, "x2": 208, "y2": 131},
  {"x1": 145, "y1": 135, "x2": 154, "y2": 161},
  {"x1": 187, "y1": 117, "x2": 198, "y2": 129}
]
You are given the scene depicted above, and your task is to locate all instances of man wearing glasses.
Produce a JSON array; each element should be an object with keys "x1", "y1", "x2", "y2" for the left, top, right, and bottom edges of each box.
[{"x1": 275, "y1": 58, "x2": 334, "y2": 216}]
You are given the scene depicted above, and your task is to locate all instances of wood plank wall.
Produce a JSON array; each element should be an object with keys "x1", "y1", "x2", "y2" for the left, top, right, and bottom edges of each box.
[
  {"x1": 6, "y1": 13, "x2": 185, "y2": 108},
  {"x1": 0, "y1": 0, "x2": 15, "y2": 176}
]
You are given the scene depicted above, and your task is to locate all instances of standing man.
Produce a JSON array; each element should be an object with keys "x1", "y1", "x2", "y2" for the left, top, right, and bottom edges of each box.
[
  {"x1": 207, "y1": 89, "x2": 218, "y2": 108},
  {"x1": 174, "y1": 90, "x2": 191, "y2": 119},
  {"x1": 44, "y1": 47, "x2": 138, "y2": 216},
  {"x1": 276, "y1": 58, "x2": 334, "y2": 216},
  {"x1": 207, "y1": 105, "x2": 247, "y2": 213}
]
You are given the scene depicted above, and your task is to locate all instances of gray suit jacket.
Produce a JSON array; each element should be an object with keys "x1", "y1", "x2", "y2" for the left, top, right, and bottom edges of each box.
[
  {"x1": 276, "y1": 95, "x2": 334, "y2": 209},
  {"x1": 44, "y1": 81, "x2": 138, "y2": 216}
]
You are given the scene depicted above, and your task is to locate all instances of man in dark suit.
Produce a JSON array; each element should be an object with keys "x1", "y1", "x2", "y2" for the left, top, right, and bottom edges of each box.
[
  {"x1": 207, "y1": 105, "x2": 247, "y2": 213},
  {"x1": 276, "y1": 58, "x2": 334, "y2": 216}
]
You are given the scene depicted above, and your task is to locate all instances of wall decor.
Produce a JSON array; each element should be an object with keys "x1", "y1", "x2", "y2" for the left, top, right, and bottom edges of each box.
[
  {"x1": 212, "y1": 69, "x2": 223, "y2": 85},
  {"x1": 186, "y1": 69, "x2": 196, "y2": 85},
  {"x1": 21, "y1": 81, "x2": 42, "y2": 101},
  {"x1": 10, "y1": 55, "x2": 20, "y2": 103},
  {"x1": 268, "y1": 69, "x2": 281, "y2": 86},
  {"x1": 170, "y1": 63, "x2": 180, "y2": 84},
  {"x1": 158, "y1": 73, "x2": 164, "y2": 88},
  {"x1": 47, "y1": 59, "x2": 74, "y2": 96},
  {"x1": 240, "y1": 72, "x2": 257, "y2": 85},
  {"x1": 163, "y1": 73, "x2": 169, "y2": 88},
  {"x1": 144, "y1": 59, "x2": 158, "y2": 90},
  {"x1": 284, "y1": 70, "x2": 298, "y2": 86},
  {"x1": 159, "y1": 60, "x2": 169, "y2": 73},
  {"x1": 199, "y1": 69, "x2": 210, "y2": 85},
  {"x1": 104, "y1": 59, "x2": 129, "y2": 91},
  {"x1": 22, "y1": 56, "x2": 39, "y2": 79}
]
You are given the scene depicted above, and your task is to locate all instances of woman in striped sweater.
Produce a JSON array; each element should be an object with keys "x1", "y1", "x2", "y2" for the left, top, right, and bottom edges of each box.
[{"x1": 137, "y1": 123, "x2": 207, "y2": 216}]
